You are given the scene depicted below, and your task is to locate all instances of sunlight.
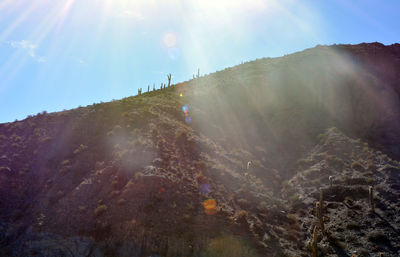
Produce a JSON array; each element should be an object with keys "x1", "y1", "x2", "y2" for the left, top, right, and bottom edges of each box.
[
  {"x1": 55, "y1": 0, "x2": 76, "y2": 32},
  {"x1": 0, "y1": 3, "x2": 37, "y2": 41}
]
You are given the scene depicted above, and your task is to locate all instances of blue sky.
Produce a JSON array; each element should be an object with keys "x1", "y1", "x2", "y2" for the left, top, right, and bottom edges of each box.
[{"x1": 0, "y1": 0, "x2": 399, "y2": 123}]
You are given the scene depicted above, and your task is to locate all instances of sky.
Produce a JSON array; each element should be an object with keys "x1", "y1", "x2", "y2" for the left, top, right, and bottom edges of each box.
[{"x1": 0, "y1": 0, "x2": 399, "y2": 123}]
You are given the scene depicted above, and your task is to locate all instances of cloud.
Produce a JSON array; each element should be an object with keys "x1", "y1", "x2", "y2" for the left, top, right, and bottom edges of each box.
[
  {"x1": 75, "y1": 57, "x2": 87, "y2": 66},
  {"x1": 9, "y1": 40, "x2": 46, "y2": 62}
]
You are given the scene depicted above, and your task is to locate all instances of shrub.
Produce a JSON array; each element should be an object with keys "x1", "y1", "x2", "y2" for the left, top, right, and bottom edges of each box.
[
  {"x1": 117, "y1": 198, "x2": 126, "y2": 205},
  {"x1": 311, "y1": 178, "x2": 320, "y2": 186},
  {"x1": 351, "y1": 161, "x2": 364, "y2": 171},
  {"x1": 297, "y1": 158, "x2": 310, "y2": 167},
  {"x1": 289, "y1": 194, "x2": 302, "y2": 207},
  {"x1": 109, "y1": 190, "x2": 120, "y2": 198},
  {"x1": 94, "y1": 205, "x2": 108, "y2": 217},
  {"x1": 378, "y1": 154, "x2": 388, "y2": 160},
  {"x1": 183, "y1": 214, "x2": 191, "y2": 222},
  {"x1": 368, "y1": 231, "x2": 390, "y2": 244},
  {"x1": 56, "y1": 190, "x2": 64, "y2": 198},
  {"x1": 326, "y1": 155, "x2": 343, "y2": 168},
  {"x1": 73, "y1": 144, "x2": 88, "y2": 154},
  {"x1": 366, "y1": 177, "x2": 374, "y2": 184},
  {"x1": 111, "y1": 179, "x2": 119, "y2": 188},
  {"x1": 59, "y1": 165, "x2": 71, "y2": 175},
  {"x1": 237, "y1": 198, "x2": 250, "y2": 208},
  {"x1": 366, "y1": 160, "x2": 375, "y2": 170},
  {"x1": 125, "y1": 180, "x2": 135, "y2": 188},
  {"x1": 259, "y1": 201, "x2": 268, "y2": 211},
  {"x1": 205, "y1": 235, "x2": 258, "y2": 257},
  {"x1": 304, "y1": 168, "x2": 319, "y2": 179},
  {"x1": 346, "y1": 222, "x2": 361, "y2": 230},
  {"x1": 0, "y1": 167, "x2": 11, "y2": 172},
  {"x1": 195, "y1": 172, "x2": 208, "y2": 183},
  {"x1": 134, "y1": 172, "x2": 144, "y2": 180}
]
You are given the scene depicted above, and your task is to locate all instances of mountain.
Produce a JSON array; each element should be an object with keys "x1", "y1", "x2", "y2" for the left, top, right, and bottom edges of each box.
[{"x1": 1, "y1": 42, "x2": 400, "y2": 257}]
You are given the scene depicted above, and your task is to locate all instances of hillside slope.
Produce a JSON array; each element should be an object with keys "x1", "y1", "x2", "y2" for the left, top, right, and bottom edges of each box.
[
  {"x1": 284, "y1": 128, "x2": 400, "y2": 256},
  {"x1": 1, "y1": 42, "x2": 400, "y2": 256}
]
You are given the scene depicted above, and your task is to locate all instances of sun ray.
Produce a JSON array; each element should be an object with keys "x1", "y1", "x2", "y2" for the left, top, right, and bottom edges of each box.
[{"x1": 0, "y1": 3, "x2": 37, "y2": 41}]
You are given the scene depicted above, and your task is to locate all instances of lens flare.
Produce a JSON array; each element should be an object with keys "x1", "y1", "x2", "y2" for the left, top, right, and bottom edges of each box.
[
  {"x1": 200, "y1": 183, "x2": 212, "y2": 194},
  {"x1": 203, "y1": 199, "x2": 217, "y2": 210},
  {"x1": 185, "y1": 116, "x2": 191, "y2": 123},
  {"x1": 163, "y1": 32, "x2": 177, "y2": 48},
  {"x1": 205, "y1": 208, "x2": 217, "y2": 215},
  {"x1": 182, "y1": 105, "x2": 189, "y2": 113}
]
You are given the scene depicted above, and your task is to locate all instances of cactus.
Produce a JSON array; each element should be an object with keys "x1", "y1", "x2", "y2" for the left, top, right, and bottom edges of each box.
[
  {"x1": 138, "y1": 88, "x2": 142, "y2": 95},
  {"x1": 247, "y1": 161, "x2": 252, "y2": 171},
  {"x1": 153, "y1": 84, "x2": 155, "y2": 91},
  {"x1": 329, "y1": 176, "x2": 333, "y2": 187},
  {"x1": 197, "y1": 68, "x2": 200, "y2": 78},
  {"x1": 318, "y1": 189, "x2": 324, "y2": 231},
  {"x1": 167, "y1": 74, "x2": 172, "y2": 87},
  {"x1": 316, "y1": 202, "x2": 324, "y2": 232},
  {"x1": 310, "y1": 226, "x2": 318, "y2": 257},
  {"x1": 319, "y1": 189, "x2": 323, "y2": 208},
  {"x1": 369, "y1": 186, "x2": 374, "y2": 212},
  {"x1": 147, "y1": 85, "x2": 150, "y2": 92}
]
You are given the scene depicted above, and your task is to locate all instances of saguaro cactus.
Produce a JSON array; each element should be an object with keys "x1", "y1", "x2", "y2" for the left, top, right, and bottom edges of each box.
[
  {"x1": 316, "y1": 202, "x2": 324, "y2": 232},
  {"x1": 167, "y1": 74, "x2": 172, "y2": 87},
  {"x1": 319, "y1": 189, "x2": 323, "y2": 209},
  {"x1": 197, "y1": 68, "x2": 200, "y2": 78},
  {"x1": 247, "y1": 161, "x2": 252, "y2": 171},
  {"x1": 138, "y1": 88, "x2": 142, "y2": 95},
  {"x1": 147, "y1": 85, "x2": 150, "y2": 93},
  {"x1": 310, "y1": 226, "x2": 318, "y2": 257},
  {"x1": 369, "y1": 186, "x2": 374, "y2": 212},
  {"x1": 153, "y1": 84, "x2": 155, "y2": 91}
]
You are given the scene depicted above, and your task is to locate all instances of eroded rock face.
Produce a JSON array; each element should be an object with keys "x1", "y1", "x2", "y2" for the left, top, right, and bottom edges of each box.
[{"x1": 284, "y1": 128, "x2": 400, "y2": 256}]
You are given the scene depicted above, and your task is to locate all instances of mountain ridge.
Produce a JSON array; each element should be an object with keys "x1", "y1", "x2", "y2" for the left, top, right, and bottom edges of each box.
[{"x1": 1, "y1": 42, "x2": 400, "y2": 256}]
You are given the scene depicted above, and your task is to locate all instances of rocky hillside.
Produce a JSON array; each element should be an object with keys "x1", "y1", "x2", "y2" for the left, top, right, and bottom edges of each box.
[
  {"x1": 284, "y1": 127, "x2": 400, "y2": 257},
  {"x1": 1, "y1": 42, "x2": 400, "y2": 256}
]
